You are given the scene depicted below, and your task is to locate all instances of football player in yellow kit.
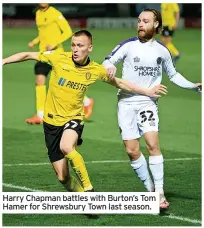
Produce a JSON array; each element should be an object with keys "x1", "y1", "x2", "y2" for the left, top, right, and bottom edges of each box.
[
  {"x1": 161, "y1": 3, "x2": 180, "y2": 63},
  {"x1": 3, "y1": 30, "x2": 167, "y2": 193},
  {"x1": 27, "y1": 3, "x2": 94, "y2": 124}
]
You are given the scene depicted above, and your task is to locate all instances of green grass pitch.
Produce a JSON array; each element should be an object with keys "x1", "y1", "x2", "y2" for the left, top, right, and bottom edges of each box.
[{"x1": 2, "y1": 28, "x2": 201, "y2": 226}]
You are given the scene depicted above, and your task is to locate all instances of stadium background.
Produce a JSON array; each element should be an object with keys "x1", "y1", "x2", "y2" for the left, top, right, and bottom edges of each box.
[{"x1": 2, "y1": 3, "x2": 201, "y2": 227}]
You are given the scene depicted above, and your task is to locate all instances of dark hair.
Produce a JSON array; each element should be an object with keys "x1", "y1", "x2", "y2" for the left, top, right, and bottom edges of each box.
[
  {"x1": 143, "y1": 8, "x2": 162, "y2": 34},
  {"x1": 73, "y1": 30, "x2": 93, "y2": 43}
]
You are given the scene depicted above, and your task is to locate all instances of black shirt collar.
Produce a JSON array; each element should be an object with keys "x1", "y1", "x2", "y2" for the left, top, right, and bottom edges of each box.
[{"x1": 72, "y1": 56, "x2": 90, "y2": 67}]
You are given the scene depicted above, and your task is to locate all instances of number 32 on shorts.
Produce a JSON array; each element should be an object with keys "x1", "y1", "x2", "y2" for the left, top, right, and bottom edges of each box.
[{"x1": 139, "y1": 110, "x2": 155, "y2": 123}]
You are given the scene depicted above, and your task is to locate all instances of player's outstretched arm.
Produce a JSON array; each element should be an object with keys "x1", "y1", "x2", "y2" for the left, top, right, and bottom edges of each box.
[
  {"x1": 169, "y1": 73, "x2": 202, "y2": 93},
  {"x1": 107, "y1": 77, "x2": 168, "y2": 98},
  {"x1": 3, "y1": 52, "x2": 39, "y2": 65},
  {"x1": 163, "y1": 48, "x2": 201, "y2": 93}
]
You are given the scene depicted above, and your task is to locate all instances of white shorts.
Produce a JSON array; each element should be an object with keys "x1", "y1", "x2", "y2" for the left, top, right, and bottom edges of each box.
[{"x1": 117, "y1": 101, "x2": 159, "y2": 140}]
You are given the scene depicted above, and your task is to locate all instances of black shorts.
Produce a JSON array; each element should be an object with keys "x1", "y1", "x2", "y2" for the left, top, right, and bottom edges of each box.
[
  {"x1": 34, "y1": 61, "x2": 52, "y2": 76},
  {"x1": 43, "y1": 119, "x2": 84, "y2": 163},
  {"x1": 162, "y1": 26, "x2": 175, "y2": 37}
]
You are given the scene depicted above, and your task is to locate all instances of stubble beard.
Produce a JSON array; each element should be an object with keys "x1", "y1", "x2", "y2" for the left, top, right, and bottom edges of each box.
[{"x1": 138, "y1": 27, "x2": 155, "y2": 42}]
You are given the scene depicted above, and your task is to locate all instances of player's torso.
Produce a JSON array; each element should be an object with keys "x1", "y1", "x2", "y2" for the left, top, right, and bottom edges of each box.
[
  {"x1": 49, "y1": 55, "x2": 99, "y2": 99},
  {"x1": 118, "y1": 40, "x2": 165, "y2": 102},
  {"x1": 161, "y1": 4, "x2": 176, "y2": 27},
  {"x1": 36, "y1": 7, "x2": 63, "y2": 52},
  {"x1": 122, "y1": 40, "x2": 164, "y2": 85},
  {"x1": 44, "y1": 53, "x2": 100, "y2": 125}
]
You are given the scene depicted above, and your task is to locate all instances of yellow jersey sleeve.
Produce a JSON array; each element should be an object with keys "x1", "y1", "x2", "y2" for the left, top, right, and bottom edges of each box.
[
  {"x1": 32, "y1": 36, "x2": 40, "y2": 45},
  {"x1": 52, "y1": 9, "x2": 73, "y2": 47},
  {"x1": 38, "y1": 51, "x2": 59, "y2": 66},
  {"x1": 97, "y1": 65, "x2": 110, "y2": 82},
  {"x1": 173, "y1": 3, "x2": 179, "y2": 13}
]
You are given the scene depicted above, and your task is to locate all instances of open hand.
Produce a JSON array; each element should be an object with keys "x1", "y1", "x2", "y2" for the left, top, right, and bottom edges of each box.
[{"x1": 147, "y1": 84, "x2": 168, "y2": 98}]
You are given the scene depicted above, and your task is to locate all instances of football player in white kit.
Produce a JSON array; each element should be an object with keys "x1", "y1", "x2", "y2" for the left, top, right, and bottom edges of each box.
[{"x1": 103, "y1": 8, "x2": 201, "y2": 209}]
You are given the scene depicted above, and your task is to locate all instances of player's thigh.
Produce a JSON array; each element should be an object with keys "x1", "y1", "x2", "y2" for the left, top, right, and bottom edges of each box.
[
  {"x1": 60, "y1": 119, "x2": 84, "y2": 154},
  {"x1": 43, "y1": 122, "x2": 64, "y2": 163},
  {"x1": 60, "y1": 130, "x2": 78, "y2": 153},
  {"x1": 117, "y1": 102, "x2": 140, "y2": 140},
  {"x1": 137, "y1": 102, "x2": 159, "y2": 136},
  {"x1": 34, "y1": 61, "x2": 52, "y2": 77},
  {"x1": 52, "y1": 158, "x2": 69, "y2": 181}
]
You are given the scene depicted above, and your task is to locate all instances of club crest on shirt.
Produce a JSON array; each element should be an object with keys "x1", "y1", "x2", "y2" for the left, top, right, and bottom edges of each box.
[
  {"x1": 134, "y1": 56, "x2": 140, "y2": 62},
  {"x1": 86, "y1": 72, "x2": 91, "y2": 80},
  {"x1": 157, "y1": 57, "x2": 162, "y2": 65}
]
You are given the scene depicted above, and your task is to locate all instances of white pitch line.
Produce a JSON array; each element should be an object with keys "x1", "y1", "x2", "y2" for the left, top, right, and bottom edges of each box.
[
  {"x1": 2, "y1": 183, "x2": 201, "y2": 225},
  {"x1": 163, "y1": 214, "x2": 201, "y2": 225},
  {"x1": 3, "y1": 157, "x2": 201, "y2": 167},
  {"x1": 2, "y1": 183, "x2": 43, "y2": 192},
  {"x1": 3, "y1": 162, "x2": 49, "y2": 167}
]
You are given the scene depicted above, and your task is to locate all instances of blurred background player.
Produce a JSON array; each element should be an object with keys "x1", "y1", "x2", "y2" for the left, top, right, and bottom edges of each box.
[
  {"x1": 161, "y1": 3, "x2": 180, "y2": 63},
  {"x1": 26, "y1": 3, "x2": 72, "y2": 124},
  {"x1": 26, "y1": 3, "x2": 94, "y2": 124}
]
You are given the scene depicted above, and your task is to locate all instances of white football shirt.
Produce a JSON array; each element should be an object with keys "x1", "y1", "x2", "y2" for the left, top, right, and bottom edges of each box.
[{"x1": 103, "y1": 37, "x2": 177, "y2": 102}]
